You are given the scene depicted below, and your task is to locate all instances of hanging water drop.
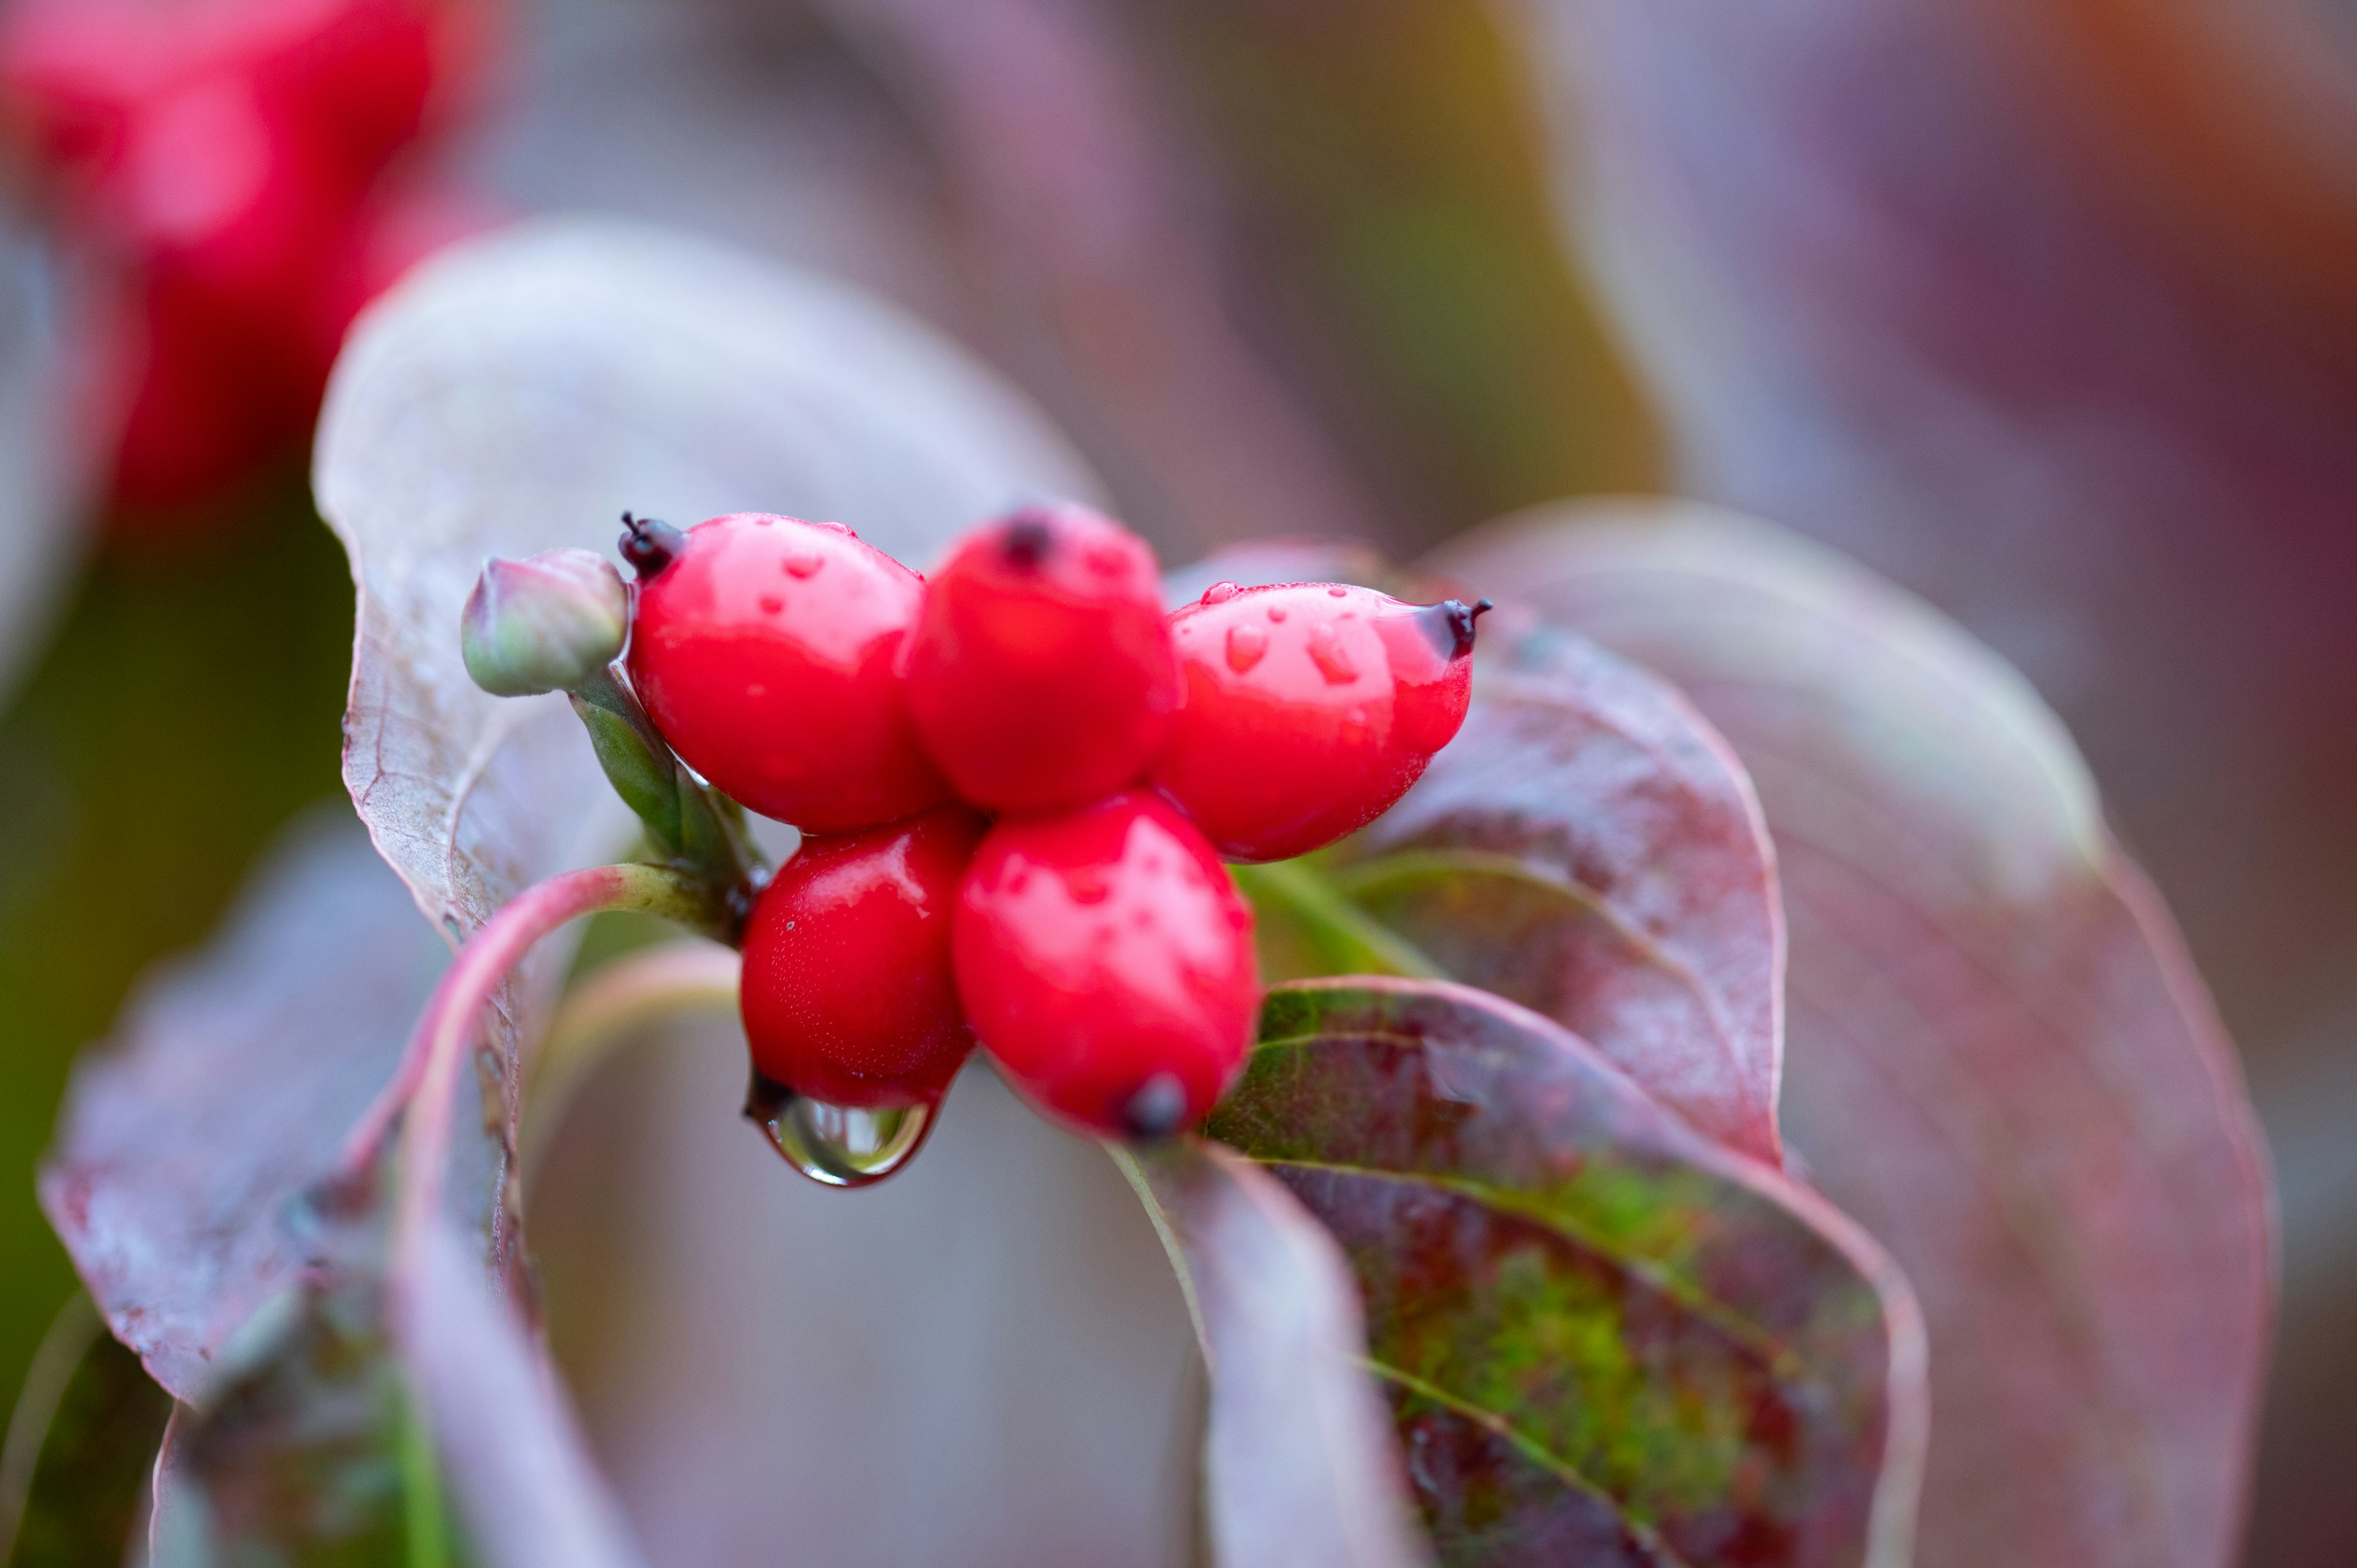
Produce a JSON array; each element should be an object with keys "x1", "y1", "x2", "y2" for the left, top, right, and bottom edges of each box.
[{"x1": 743, "y1": 1070, "x2": 937, "y2": 1188}]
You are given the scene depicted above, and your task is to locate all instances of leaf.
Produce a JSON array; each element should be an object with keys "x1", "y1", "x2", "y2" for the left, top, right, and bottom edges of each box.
[
  {"x1": 1167, "y1": 543, "x2": 1787, "y2": 1163},
  {"x1": 1118, "y1": 1140, "x2": 1435, "y2": 1568},
  {"x1": 1336, "y1": 622, "x2": 1785, "y2": 1165},
  {"x1": 1433, "y1": 501, "x2": 2275, "y2": 1568},
  {"x1": 147, "y1": 1211, "x2": 427, "y2": 1565},
  {"x1": 0, "y1": 1296, "x2": 171, "y2": 1568},
  {"x1": 37, "y1": 813, "x2": 449, "y2": 1402},
  {"x1": 317, "y1": 213, "x2": 1101, "y2": 942},
  {"x1": 1210, "y1": 977, "x2": 1927, "y2": 1568}
]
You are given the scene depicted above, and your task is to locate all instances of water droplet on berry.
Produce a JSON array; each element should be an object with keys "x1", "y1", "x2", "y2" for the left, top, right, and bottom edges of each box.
[
  {"x1": 1225, "y1": 623, "x2": 1267, "y2": 673},
  {"x1": 1201, "y1": 581, "x2": 1240, "y2": 606},
  {"x1": 1307, "y1": 624, "x2": 1359, "y2": 684},
  {"x1": 759, "y1": 595, "x2": 782, "y2": 614},
  {"x1": 745, "y1": 1072, "x2": 936, "y2": 1188},
  {"x1": 783, "y1": 552, "x2": 824, "y2": 579},
  {"x1": 1328, "y1": 585, "x2": 1349, "y2": 597}
]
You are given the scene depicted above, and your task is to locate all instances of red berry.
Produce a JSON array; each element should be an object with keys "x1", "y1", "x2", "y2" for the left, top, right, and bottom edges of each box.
[
  {"x1": 1151, "y1": 582, "x2": 1485, "y2": 862},
  {"x1": 626, "y1": 512, "x2": 954, "y2": 833},
  {"x1": 740, "y1": 806, "x2": 985, "y2": 1109},
  {"x1": 901, "y1": 503, "x2": 1180, "y2": 813},
  {"x1": 955, "y1": 791, "x2": 1259, "y2": 1139}
]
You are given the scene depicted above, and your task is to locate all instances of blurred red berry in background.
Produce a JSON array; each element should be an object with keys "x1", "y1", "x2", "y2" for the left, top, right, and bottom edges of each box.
[{"x1": 0, "y1": 0, "x2": 495, "y2": 532}]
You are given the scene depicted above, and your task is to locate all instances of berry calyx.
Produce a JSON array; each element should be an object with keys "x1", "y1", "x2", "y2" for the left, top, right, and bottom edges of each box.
[
  {"x1": 626, "y1": 512, "x2": 953, "y2": 834},
  {"x1": 617, "y1": 510, "x2": 684, "y2": 577},
  {"x1": 954, "y1": 791, "x2": 1259, "y2": 1139},
  {"x1": 901, "y1": 502, "x2": 1180, "y2": 814},
  {"x1": 739, "y1": 805, "x2": 985, "y2": 1109},
  {"x1": 1151, "y1": 582, "x2": 1487, "y2": 862}
]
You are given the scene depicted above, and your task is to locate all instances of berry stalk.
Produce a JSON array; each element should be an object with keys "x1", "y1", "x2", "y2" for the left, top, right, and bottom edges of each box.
[{"x1": 338, "y1": 862, "x2": 729, "y2": 1189}]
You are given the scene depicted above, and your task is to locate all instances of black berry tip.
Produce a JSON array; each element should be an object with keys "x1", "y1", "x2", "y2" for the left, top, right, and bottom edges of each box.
[
  {"x1": 1418, "y1": 597, "x2": 1493, "y2": 660},
  {"x1": 619, "y1": 511, "x2": 686, "y2": 579},
  {"x1": 1000, "y1": 510, "x2": 1056, "y2": 570},
  {"x1": 1120, "y1": 1073, "x2": 1192, "y2": 1141}
]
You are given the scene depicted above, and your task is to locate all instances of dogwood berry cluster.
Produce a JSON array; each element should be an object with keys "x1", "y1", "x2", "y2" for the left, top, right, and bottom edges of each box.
[
  {"x1": 617, "y1": 505, "x2": 1485, "y2": 1142},
  {"x1": 0, "y1": 0, "x2": 484, "y2": 516}
]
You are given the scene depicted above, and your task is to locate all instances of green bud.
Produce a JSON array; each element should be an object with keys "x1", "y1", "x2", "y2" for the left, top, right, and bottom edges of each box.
[{"x1": 461, "y1": 549, "x2": 629, "y2": 697}]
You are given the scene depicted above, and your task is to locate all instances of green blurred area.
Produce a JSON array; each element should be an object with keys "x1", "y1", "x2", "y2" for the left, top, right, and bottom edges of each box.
[
  {"x1": 1148, "y1": 0, "x2": 1658, "y2": 541},
  {"x1": 0, "y1": 470, "x2": 355, "y2": 1429}
]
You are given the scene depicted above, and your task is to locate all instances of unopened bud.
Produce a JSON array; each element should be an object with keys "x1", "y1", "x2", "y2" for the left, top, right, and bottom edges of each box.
[{"x1": 461, "y1": 549, "x2": 629, "y2": 697}]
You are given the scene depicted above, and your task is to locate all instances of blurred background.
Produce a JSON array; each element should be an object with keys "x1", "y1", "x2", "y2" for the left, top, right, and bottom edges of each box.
[{"x1": 0, "y1": 0, "x2": 2349, "y2": 1562}]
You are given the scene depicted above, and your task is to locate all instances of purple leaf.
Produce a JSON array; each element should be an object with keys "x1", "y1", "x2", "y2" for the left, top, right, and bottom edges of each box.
[
  {"x1": 1212, "y1": 978, "x2": 1925, "y2": 1567},
  {"x1": 1166, "y1": 541, "x2": 1787, "y2": 1161},
  {"x1": 37, "y1": 814, "x2": 447, "y2": 1402},
  {"x1": 1338, "y1": 622, "x2": 1786, "y2": 1164},
  {"x1": 1120, "y1": 1139, "x2": 1434, "y2": 1568},
  {"x1": 1434, "y1": 503, "x2": 2275, "y2": 1568}
]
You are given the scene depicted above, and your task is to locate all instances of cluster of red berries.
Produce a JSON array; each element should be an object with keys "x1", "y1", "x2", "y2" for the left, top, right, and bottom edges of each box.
[
  {"x1": 0, "y1": 0, "x2": 486, "y2": 517},
  {"x1": 621, "y1": 505, "x2": 1485, "y2": 1140}
]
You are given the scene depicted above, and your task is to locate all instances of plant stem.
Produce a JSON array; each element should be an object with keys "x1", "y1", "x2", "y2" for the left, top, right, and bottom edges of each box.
[
  {"x1": 1229, "y1": 859, "x2": 1447, "y2": 981},
  {"x1": 336, "y1": 863, "x2": 724, "y2": 1188},
  {"x1": 398, "y1": 1379, "x2": 450, "y2": 1568}
]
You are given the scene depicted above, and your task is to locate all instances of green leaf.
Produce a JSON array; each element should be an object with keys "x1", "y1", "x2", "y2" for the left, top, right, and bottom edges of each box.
[{"x1": 1210, "y1": 978, "x2": 1925, "y2": 1567}]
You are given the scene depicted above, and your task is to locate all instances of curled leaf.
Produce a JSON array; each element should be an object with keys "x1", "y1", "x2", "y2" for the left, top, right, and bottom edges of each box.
[
  {"x1": 1118, "y1": 1140, "x2": 1434, "y2": 1568},
  {"x1": 1434, "y1": 501, "x2": 2275, "y2": 1568},
  {"x1": 1213, "y1": 977, "x2": 1927, "y2": 1568}
]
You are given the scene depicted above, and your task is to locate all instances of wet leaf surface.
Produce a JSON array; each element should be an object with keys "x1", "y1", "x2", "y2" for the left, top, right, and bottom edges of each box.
[
  {"x1": 1210, "y1": 978, "x2": 1925, "y2": 1568},
  {"x1": 1434, "y1": 502, "x2": 2275, "y2": 1568},
  {"x1": 1120, "y1": 1139, "x2": 1434, "y2": 1568},
  {"x1": 37, "y1": 816, "x2": 447, "y2": 1402}
]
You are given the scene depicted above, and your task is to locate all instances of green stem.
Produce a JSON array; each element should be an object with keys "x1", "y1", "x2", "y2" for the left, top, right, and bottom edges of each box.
[
  {"x1": 398, "y1": 1380, "x2": 449, "y2": 1568},
  {"x1": 1230, "y1": 859, "x2": 1448, "y2": 981}
]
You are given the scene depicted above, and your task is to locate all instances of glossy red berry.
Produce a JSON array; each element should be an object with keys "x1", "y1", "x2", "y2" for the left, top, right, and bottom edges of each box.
[
  {"x1": 955, "y1": 791, "x2": 1259, "y2": 1139},
  {"x1": 740, "y1": 805, "x2": 985, "y2": 1109},
  {"x1": 1151, "y1": 582, "x2": 1486, "y2": 862},
  {"x1": 626, "y1": 512, "x2": 954, "y2": 833},
  {"x1": 900, "y1": 503, "x2": 1180, "y2": 813}
]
